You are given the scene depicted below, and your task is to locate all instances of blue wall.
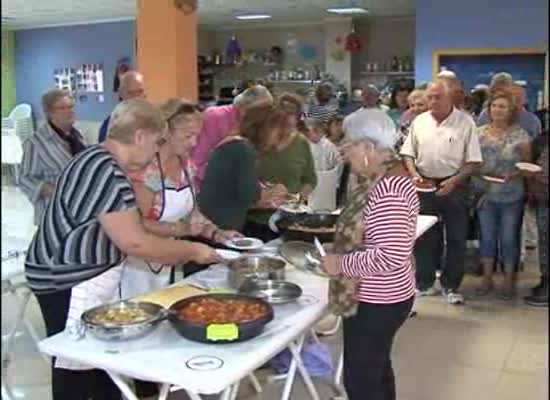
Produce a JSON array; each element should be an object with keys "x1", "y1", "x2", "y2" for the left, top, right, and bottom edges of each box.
[
  {"x1": 415, "y1": 0, "x2": 549, "y2": 83},
  {"x1": 15, "y1": 21, "x2": 135, "y2": 121}
]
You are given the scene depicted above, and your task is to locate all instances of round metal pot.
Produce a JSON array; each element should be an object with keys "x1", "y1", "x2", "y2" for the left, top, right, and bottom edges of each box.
[
  {"x1": 81, "y1": 301, "x2": 167, "y2": 341},
  {"x1": 227, "y1": 255, "x2": 286, "y2": 290}
]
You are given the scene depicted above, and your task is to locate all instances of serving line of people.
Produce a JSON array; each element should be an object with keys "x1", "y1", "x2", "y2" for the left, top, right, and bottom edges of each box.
[{"x1": 32, "y1": 126, "x2": 434, "y2": 400}]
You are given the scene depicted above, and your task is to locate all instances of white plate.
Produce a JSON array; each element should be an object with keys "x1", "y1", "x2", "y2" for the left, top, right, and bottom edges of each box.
[
  {"x1": 215, "y1": 249, "x2": 241, "y2": 260},
  {"x1": 415, "y1": 185, "x2": 437, "y2": 193},
  {"x1": 516, "y1": 162, "x2": 542, "y2": 173},
  {"x1": 224, "y1": 237, "x2": 264, "y2": 251},
  {"x1": 279, "y1": 204, "x2": 312, "y2": 214},
  {"x1": 482, "y1": 175, "x2": 506, "y2": 184}
]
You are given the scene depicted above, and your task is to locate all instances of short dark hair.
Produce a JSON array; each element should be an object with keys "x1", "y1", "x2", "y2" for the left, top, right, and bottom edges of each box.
[{"x1": 389, "y1": 81, "x2": 413, "y2": 109}]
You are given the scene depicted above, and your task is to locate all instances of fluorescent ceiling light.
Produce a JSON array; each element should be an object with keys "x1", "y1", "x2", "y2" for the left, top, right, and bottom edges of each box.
[
  {"x1": 235, "y1": 14, "x2": 272, "y2": 20},
  {"x1": 326, "y1": 7, "x2": 369, "y2": 14}
]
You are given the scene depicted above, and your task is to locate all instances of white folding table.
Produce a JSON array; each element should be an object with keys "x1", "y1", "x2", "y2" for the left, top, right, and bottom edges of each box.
[
  {"x1": 39, "y1": 268, "x2": 330, "y2": 400},
  {"x1": 37, "y1": 214, "x2": 438, "y2": 400}
]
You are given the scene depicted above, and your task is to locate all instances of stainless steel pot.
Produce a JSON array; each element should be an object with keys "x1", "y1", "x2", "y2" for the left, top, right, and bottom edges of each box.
[
  {"x1": 81, "y1": 301, "x2": 167, "y2": 341},
  {"x1": 227, "y1": 255, "x2": 286, "y2": 289}
]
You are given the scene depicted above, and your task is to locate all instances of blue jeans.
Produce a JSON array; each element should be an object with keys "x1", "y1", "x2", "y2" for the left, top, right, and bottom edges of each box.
[{"x1": 478, "y1": 198, "x2": 525, "y2": 272}]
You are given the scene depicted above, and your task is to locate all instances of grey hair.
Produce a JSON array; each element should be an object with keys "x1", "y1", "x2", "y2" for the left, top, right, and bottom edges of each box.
[
  {"x1": 408, "y1": 89, "x2": 426, "y2": 103},
  {"x1": 107, "y1": 99, "x2": 166, "y2": 144},
  {"x1": 41, "y1": 89, "x2": 72, "y2": 116},
  {"x1": 491, "y1": 72, "x2": 513, "y2": 87},
  {"x1": 428, "y1": 78, "x2": 454, "y2": 96},
  {"x1": 119, "y1": 71, "x2": 145, "y2": 91},
  {"x1": 234, "y1": 85, "x2": 273, "y2": 107},
  {"x1": 347, "y1": 135, "x2": 393, "y2": 152},
  {"x1": 437, "y1": 70, "x2": 457, "y2": 79},
  {"x1": 361, "y1": 84, "x2": 380, "y2": 97}
]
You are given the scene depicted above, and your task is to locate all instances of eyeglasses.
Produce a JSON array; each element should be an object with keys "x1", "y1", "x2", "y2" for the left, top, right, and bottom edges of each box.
[
  {"x1": 166, "y1": 103, "x2": 203, "y2": 124},
  {"x1": 53, "y1": 104, "x2": 75, "y2": 111}
]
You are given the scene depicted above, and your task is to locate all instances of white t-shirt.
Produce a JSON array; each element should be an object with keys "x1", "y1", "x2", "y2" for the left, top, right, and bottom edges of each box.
[
  {"x1": 400, "y1": 108, "x2": 483, "y2": 178},
  {"x1": 342, "y1": 107, "x2": 397, "y2": 148},
  {"x1": 308, "y1": 137, "x2": 342, "y2": 173},
  {"x1": 307, "y1": 137, "x2": 343, "y2": 211}
]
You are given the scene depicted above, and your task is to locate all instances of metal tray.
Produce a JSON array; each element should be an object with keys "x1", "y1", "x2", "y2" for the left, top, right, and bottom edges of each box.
[
  {"x1": 239, "y1": 280, "x2": 302, "y2": 304},
  {"x1": 279, "y1": 241, "x2": 329, "y2": 277}
]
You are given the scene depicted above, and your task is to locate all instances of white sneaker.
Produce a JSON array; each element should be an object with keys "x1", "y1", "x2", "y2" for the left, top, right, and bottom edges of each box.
[
  {"x1": 415, "y1": 287, "x2": 440, "y2": 297},
  {"x1": 443, "y1": 289, "x2": 464, "y2": 305}
]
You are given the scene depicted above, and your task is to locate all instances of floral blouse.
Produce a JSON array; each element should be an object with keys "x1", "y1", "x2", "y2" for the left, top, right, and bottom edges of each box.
[
  {"x1": 474, "y1": 124, "x2": 529, "y2": 203},
  {"x1": 128, "y1": 156, "x2": 196, "y2": 220}
]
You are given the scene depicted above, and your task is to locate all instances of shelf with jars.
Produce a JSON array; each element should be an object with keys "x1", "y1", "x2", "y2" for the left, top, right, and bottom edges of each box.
[{"x1": 361, "y1": 56, "x2": 415, "y2": 76}]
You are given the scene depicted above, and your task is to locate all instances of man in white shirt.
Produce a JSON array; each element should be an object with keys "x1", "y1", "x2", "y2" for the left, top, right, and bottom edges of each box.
[
  {"x1": 302, "y1": 119, "x2": 343, "y2": 210},
  {"x1": 400, "y1": 78, "x2": 482, "y2": 304},
  {"x1": 342, "y1": 84, "x2": 397, "y2": 148}
]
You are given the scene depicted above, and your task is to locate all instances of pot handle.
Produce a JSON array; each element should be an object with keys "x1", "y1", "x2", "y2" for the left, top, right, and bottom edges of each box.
[
  {"x1": 156, "y1": 308, "x2": 176, "y2": 322},
  {"x1": 268, "y1": 211, "x2": 281, "y2": 233}
]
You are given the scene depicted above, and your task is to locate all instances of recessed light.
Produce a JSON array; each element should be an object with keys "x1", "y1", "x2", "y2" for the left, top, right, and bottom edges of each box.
[
  {"x1": 326, "y1": 7, "x2": 369, "y2": 15},
  {"x1": 235, "y1": 14, "x2": 272, "y2": 20}
]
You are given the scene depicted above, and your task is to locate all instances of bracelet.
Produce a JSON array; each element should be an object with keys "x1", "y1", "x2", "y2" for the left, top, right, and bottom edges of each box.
[{"x1": 211, "y1": 228, "x2": 219, "y2": 241}]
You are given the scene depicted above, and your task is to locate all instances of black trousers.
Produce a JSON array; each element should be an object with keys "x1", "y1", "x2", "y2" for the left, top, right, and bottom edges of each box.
[
  {"x1": 415, "y1": 189, "x2": 469, "y2": 291},
  {"x1": 35, "y1": 289, "x2": 122, "y2": 400},
  {"x1": 343, "y1": 297, "x2": 413, "y2": 400}
]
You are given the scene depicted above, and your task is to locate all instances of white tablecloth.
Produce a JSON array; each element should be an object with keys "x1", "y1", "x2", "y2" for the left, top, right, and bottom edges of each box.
[{"x1": 39, "y1": 268, "x2": 329, "y2": 395}]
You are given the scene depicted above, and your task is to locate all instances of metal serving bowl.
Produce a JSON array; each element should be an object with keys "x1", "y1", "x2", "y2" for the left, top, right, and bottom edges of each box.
[
  {"x1": 239, "y1": 279, "x2": 303, "y2": 304},
  {"x1": 81, "y1": 301, "x2": 167, "y2": 341},
  {"x1": 227, "y1": 255, "x2": 286, "y2": 290}
]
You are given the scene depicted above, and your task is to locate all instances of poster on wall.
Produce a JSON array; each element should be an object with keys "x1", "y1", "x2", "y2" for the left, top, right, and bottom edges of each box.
[
  {"x1": 76, "y1": 63, "x2": 104, "y2": 93},
  {"x1": 53, "y1": 67, "x2": 76, "y2": 92}
]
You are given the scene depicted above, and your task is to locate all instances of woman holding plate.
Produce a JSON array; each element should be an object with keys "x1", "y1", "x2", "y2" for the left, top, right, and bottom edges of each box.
[
  {"x1": 244, "y1": 94, "x2": 317, "y2": 242},
  {"x1": 199, "y1": 100, "x2": 290, "y2": 231},
  {"x1": 472, "y1": 88, "x2": 531, "y2": 299},
  {"x1": 121, "y1": 98, "x2": 241, "y2": 299},
  {"x1": 321, "y1": 136, "x2": 419, "y2": 400}
]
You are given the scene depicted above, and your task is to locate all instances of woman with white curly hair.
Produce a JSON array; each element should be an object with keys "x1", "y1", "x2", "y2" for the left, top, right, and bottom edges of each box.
[{"x1": 321, "y1": 136, "x2": 419, "y2": 400}]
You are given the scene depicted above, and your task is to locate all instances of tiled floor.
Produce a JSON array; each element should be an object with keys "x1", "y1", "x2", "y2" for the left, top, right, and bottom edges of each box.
[{"x1": 1, "y1": 184, "x2": 548, "y2": 400}]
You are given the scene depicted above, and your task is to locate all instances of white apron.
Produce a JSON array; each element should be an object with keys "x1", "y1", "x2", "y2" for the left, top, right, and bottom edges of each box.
[{"x1": 120, "y1": 167, "x2": 195, "y2": 299}]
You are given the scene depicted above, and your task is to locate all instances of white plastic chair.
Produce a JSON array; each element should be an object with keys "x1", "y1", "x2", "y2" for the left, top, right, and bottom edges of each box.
[
  {"x1": 1, "y1": 128, "x2": 23, "y2": 185},
  {"x1": 2, "y1": 103, "x2": 34, "y2": 144},
  {"x1": 2, "y1": 239, "x2": 48, "y2": 400}
]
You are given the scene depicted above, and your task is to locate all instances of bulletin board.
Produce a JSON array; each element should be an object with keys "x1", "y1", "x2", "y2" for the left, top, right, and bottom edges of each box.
[{"x1": 432, "y1": 47, "x2": 548, "y2": 111}]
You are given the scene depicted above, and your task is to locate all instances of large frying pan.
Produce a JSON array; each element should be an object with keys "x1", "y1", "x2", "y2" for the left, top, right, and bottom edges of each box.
[
  {"x1": 167, "y1": 293, "x2": 274, "y2": 344},
  {"x1": 271, "y1": 212, "x2": 338, "y2": 243}
]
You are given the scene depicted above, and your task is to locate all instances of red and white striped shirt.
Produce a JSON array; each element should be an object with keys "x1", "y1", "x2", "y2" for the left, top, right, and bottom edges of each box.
[{"x1": 341, "y1": 175, "x2": 420, "y2": 304}]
